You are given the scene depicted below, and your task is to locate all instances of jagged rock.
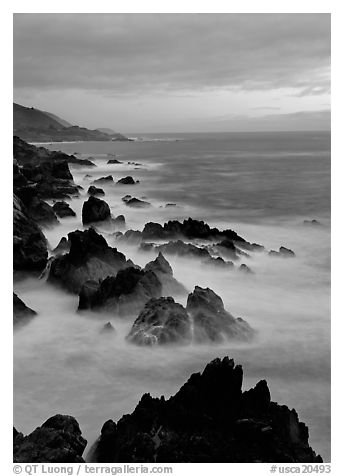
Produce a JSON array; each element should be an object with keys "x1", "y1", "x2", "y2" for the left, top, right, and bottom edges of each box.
[
  {"x1": 186, "y1": 286, "x2": 254, "y2": 343},
  {"x1": 107, "y1": 159, "x2": 123, "y2": 164},
  {"x1": 117, "y1": 176, "x2": 136, "y2": 185},
  {"x1": 125, "y1": 198, "x2": 151, "y2": 208},
  {"x1": 78, "y1": 267, "x2": 162, "y2": 316},
  {"x1": 119, "y1": 230, "x2": 143, "y2": 244},
  {"x1": 48, "y1": 228, "x2": 130, "y2": 293},
  {"x1": 87, "y1": 185, "x2": 105, "y2": 196},
  {"x1": 144, "y1": 252, "x2": 187, "y2": 295},
  {"x1": 101, "y1": 322, "x2": 116, "y2": 334},
  {"x1": 93, "y1": 175, "x2": 114, "y2": 183},
  {"x1": 92, "y1": 357, "x2": 322, "y2": 463},
  {"x1": 13, "y1": 195, "x2": 48, "y2": 272},
  {"x1": 14, "y1": 185, "x2": 58, "y2": 225},
  {"x1": 13, "y1": 293, "x2": 36, "y2": 327},
  {"x1": 202, "y1": 256, "x2": 234, "y2": 268},
  {"x1": 156, "y1": 240, "x2": 210, "y2": 259},
  {"x1": 13, "y1": 414, "x2": 87, "y2": 463},
  {"x1": 52, "y1": 201, "x2": 76, "y2": 218},
  {"x1": 269, "y1": 247, "x2": 295, "y2": 258},
  {"x1": 216, "y1": 239, "x2": 242, "y2": 260},
  {"x1": 127, "y1": 297, "x2": 191, "y2": 345},
  {"x1": 82, "y1": 196, "x2": 111, "y2": 225},
  {"x1": 52, "y1": 237, "x2": 70, "y2": 255}
]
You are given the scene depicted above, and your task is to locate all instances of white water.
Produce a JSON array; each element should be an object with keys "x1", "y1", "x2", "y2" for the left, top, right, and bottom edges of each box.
[{"x1": 14, "y1": 137, "x2": 330, "y2": 460}]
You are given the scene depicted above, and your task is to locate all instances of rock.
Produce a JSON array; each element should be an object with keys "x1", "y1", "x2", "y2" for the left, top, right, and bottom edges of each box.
[
  {"x1": 216, "y1": 239, "x2": 242, "y2": 260},
  {"x1": 78, "y1": 267, "x2": 162, "y2": 316},
  {"x1": 13, "y1": 293, "x2": 36, "y2": 327},
  {"x1": 113, "y1": 215, "x2": 125, "y2": 227},
  {"x1": 101, "y1": 322, "x2": 116, "y2": 333},
  {"x1": 52, "y1": 201, "x2": 76, "y2": 218},
  {"x1": 14, "y1": 185, "x2": 58, "y2": 225},
  {"x1": 93, "y1": 175, "x2": 114, "y2": 183},
  {"x1": 13, "y1": 195, "x2": 48, "y2": 272},
  {"x1": 269, "y1": 247, "x2": 295, "y2": 258},
  {"x1": 117, "y1": 176, "x2": 136, "y2": 185},
  {"x1": 144, "y1": 252, "x2": 187, "y2": 295},
  {"x1": 239, "y1": 264, "x2": 253, "y2": 274},
  {"x1": 119, "y1": 230, "x2": 143, "y2": 244},
  {"x1": 82, "y1": 196, "x2": 111, "y2": 225},
  {"x1": 127, "y1": 297, "x2": 191, "y2": 345},
  {"x1": 48, "y1": 228, "x2": 130, "y2": 293},
  {"x1": 165, "y1": 203, "x2": 177, "y2": 207},
  {"x1": 142, "y1": 218, "x2": 247, "y2": 243},
  {"x1": 13, "y1": 414, "x2": 87, "y2": 463},
  {"x1": 303, "y1": 219, "x2": 322, "y2": 227},
  {"x1": 203, "y1": 256, "x2": 234, "y2": 268},
  {"x1": 121, "y1": 195, "x2": 132, "y2": 202},
  {"x1": 87, "y1": 185, "x2": 105, "y2": 196},
  {"x1": 84, "y1": 174, "x2": 92, "y2": 179},
  {"x1": 107, "y1": 159, "x2": 123, "y2": 164},
  {"x1": 52, "y1": 236, "x2": 70, "y2": 255},
  {"x1": 92, "y1": 357, "x2": 322, "y2": 463},
  {"x1": 156, "y1": 240, "x2": 211, "y2": 259},
  {"x1": 125, "y1": 198, "x2": 151, "y2": 208},
  {"x1": 186, "y1": 286, "x2": 254, "y2": 343}
]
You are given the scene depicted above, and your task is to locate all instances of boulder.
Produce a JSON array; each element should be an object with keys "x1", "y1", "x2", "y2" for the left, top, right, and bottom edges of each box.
[
  {"x1": 82, "y1": 196, "x2": 111, "y2": 225},
  {"x1": 113, "y1": 215, "x2": 125, "y2": 227},
  {"x1": 48, "y1": 228, "x2": 130, "y2": 293},
  {"x1": 87, "y1": 185, "x2": 105, "y2": 196},
  {"x1": 13, "y1": 195, "x2": 48, "y2": 272},
  {"x1": 13, "y1": 414, "x2": 87, "y2": 463},
  {"x1": 125, "y1": 197, "x2": 151, "y2": 208},
  {"x1": 52, "y1": 201, "x2": 76, "y2": 218},
  {"x1": 91, "y1": 357, "x2": 322, "y2": 463},
  {"x1": 186, "y1": 286, "x2": 254, "y2": 343},
  {"x1": 239, "y1": 264, "x2": 253, "y2": 274},
  {"x1": 107, "y1": 159, "x2": 122, "y2": 164},
  {"x1": 78, "y1": 267, "x2": 162, "y2": 316},
  {"x1": 144, "y1": 252, "x2": 187, "y2": 295},
  {"x1": 13, "y1": 293, "x2": 36, "y2": 327},
  {"x1": 117, "y1": 176, "x2": 136, "y2": 185},
  {"x1": 127, "y1": 297, "x2": 191, "y2": 346},
  {"x1": 93, "y1": 175, "x2": 114, "y2": 183}
]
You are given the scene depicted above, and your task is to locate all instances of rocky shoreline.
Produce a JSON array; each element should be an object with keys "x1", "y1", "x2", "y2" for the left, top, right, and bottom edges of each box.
[{"x1": 13, "y1": 137, "x2": 322, "y2": 462}]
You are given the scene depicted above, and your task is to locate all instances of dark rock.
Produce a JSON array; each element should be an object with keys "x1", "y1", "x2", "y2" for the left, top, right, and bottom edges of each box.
[
  {"x1": 216, "y1": 239, "x2": 242, "y2": 260},
  {"x1": 239, "y1": 264, "x2": 253, "y2": 274},
  {"x1": 13, "y1": 195, "x2": 48, "y2": 272},
  {"x1": 144, "y1": 252, "x2": 187, "y2": 295},
  {"x1": 13, "y1": 293, "x2": 36, "y2": 327},
  {"x1": 121, "y1": 195, "x2": 132, "y2": 202},
  {"x1": 156, "y1": 240, "x2": 210, "y2": 259},
  {"x1": 117, "y1": 176, "x2": 137, "y2": 185},
  {"x1": 52, "y1": 201, "x2": 76, "y2": 218},
  {"x1": 113, "y1": 215, "x2": 125, "y2": 227},
  {"x1": 92, "y1": 357, "x2": 322, "y2": 463},
  {"x1": 78, "y1": 267, "x2": 162, "y2": 316},
  {"x1": 303, "y1": 219, "x2": 322, "y2": 227},
  {"x1": 107, "y1": 159, "x2": 123, "y2": 164},
  {"x1": 93, "y1": 175, "x2": 114, "y2": 183},
  {"x1": 87, "y1": 185, "x2": 105, "y2": 196},
  {"x1": 269, "y1": 247, "x2": 295, "y2": 258},
  {"x1": 186, "y1": 286, "x2": 254, "y2": 343},
  {"x1": 119, "y1": 230, "x2": 143, "y2": 244},
  {"x1": 52, "y1": 237, "x2": 70, "y2": 255},
  {"x1": 13, "y1": 414, "x2": 87, "y2": 463},
  {"x1": 127, "y1": 297, "x2": 191, "y2": 345},
  {"x1": 165, "y1": 203, "x2": 177, "y2": 207},
  {"x1": 101, "y1": 322, "x2": 116, "y2": 333},
  {"x1": 125, "y1": 198, "x2": 151, "y2": 208},
  {"x1": 48, "y1": 228, "x2": 130, "y2": 293},
  {"x1": 203, "y1": 256, "x2": 234, "y2": 268},
  {"x1": 82, "y1": 196, "x2": 111, "y2": 225}
]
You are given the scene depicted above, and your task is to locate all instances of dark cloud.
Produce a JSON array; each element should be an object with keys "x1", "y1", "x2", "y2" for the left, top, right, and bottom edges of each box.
[{"x1": 14, "y1": 13, "x2": 330, "y2": 95}]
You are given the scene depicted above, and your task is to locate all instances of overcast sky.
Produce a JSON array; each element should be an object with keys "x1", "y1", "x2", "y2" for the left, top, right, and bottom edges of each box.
[{"x1": 13, "y1": 13, "x2": 330, "y2": 133}]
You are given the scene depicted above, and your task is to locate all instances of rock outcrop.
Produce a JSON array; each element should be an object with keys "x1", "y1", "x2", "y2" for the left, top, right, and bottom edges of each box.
[
  {"x1": 13, "y1": 195, "x2": 48, "y2": 272},
  {"x1": 186, "y1": 286, "x2": 254, "y2": 343},
  {"x1": 92, "y1": 357, "x2": 322, "y2": 463},
  {"x1": 93, "y1": 175, "x2": 114, "y2": 184},
  {"x1": 269, "y1": 247, "x2": 295, "y2": 258},
  {"x1": 78, "y1": 267, "x2": 162, "y2": 316},
  {"x1": 48, "y1": 228, "x2": 130, "y2": 293},
  {"x1": 87, "y1": 185, "x2": 105, "y2": 196},
  {"x1": 126, "y1": 297, "x2": 191, "y2": 345},
  {"x1": 124, "y1": 196, "x2": 151, "y2": 208},
  {"x1": 117, "y1": 176, "x2": 136, "y2": 185},
  {"x1": 13, "y1": 293, "x2": 36, "y2": 327},
  {"x1": 13, "y1": 414, "x2": 87, "y2": 463},
  {"x1": 82, "y1": 196, "x2": 111, "y2": 225},
  {"x1": 144, "y1": 252, "x2": 187, "y2": 295},
  {"x1": 52, "y1": 201, "x2": 76, "y2": 218}
]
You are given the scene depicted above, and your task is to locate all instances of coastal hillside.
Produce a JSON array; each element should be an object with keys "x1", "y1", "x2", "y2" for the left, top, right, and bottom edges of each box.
[{"x1": 13, "y1": 103, "x2": 129, "y2": 142}]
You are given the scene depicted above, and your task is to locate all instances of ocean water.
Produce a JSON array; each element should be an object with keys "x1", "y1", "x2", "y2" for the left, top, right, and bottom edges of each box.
[{"x1": 13, "y1": 131, "x2": 331, "y2": 460}]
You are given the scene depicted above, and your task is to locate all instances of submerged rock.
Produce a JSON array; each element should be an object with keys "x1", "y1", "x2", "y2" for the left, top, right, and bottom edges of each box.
[
  {"x1": 82, "y1": 196, "x2": 111, "y2": 225},
  {"x1": 303, "y1": 219, "x2": 322, "y2": 227},
  {"x1": 269, "y1": 246, "x2": 295, "y2": 258},
  {"x1": 52, "y1": 201, "x2": 76, "y2": 218},
  {"x1": 127, "y1": 297, "x2": 191, "y2": 345},
  {"x1": 13, "y1": 293, "x2": 36, "y2": 327},
  {"x1": 87, "y1": 185, "x2": 105, "y2": 196},
  {"x1": 125, "y1": 197, "x2": 151, "y2": 208},
  {"x1": 101, "y1": 322, "x2": 116, "y2": 334},
  {"x1": 186, "y1": 286, "x2": 254, "y2": 343},
  {"x1": 117, "y1": 176, "x2": 136, "y2": 185},
  {"x1": 48, "y1": 228, "x2": 130, "y2": 293},
  {"x1": 107, "y1": 159, "x2": 122, "y2": 164},
  {"x1": 13, "y1": 195, "x2": 48, "y2": 272},
  {"x1": 78, "y1": 267, "x2": 162, "y2": 316},
  {"x1": 92, "y1": 357, "x2": 322, "y2": 463},
  {"x1": 14, "y1": 414, "x2": 87, "y2": 463},
  {"x1": 93, "y1": 175, "x2": 114, "y2": 183}
]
